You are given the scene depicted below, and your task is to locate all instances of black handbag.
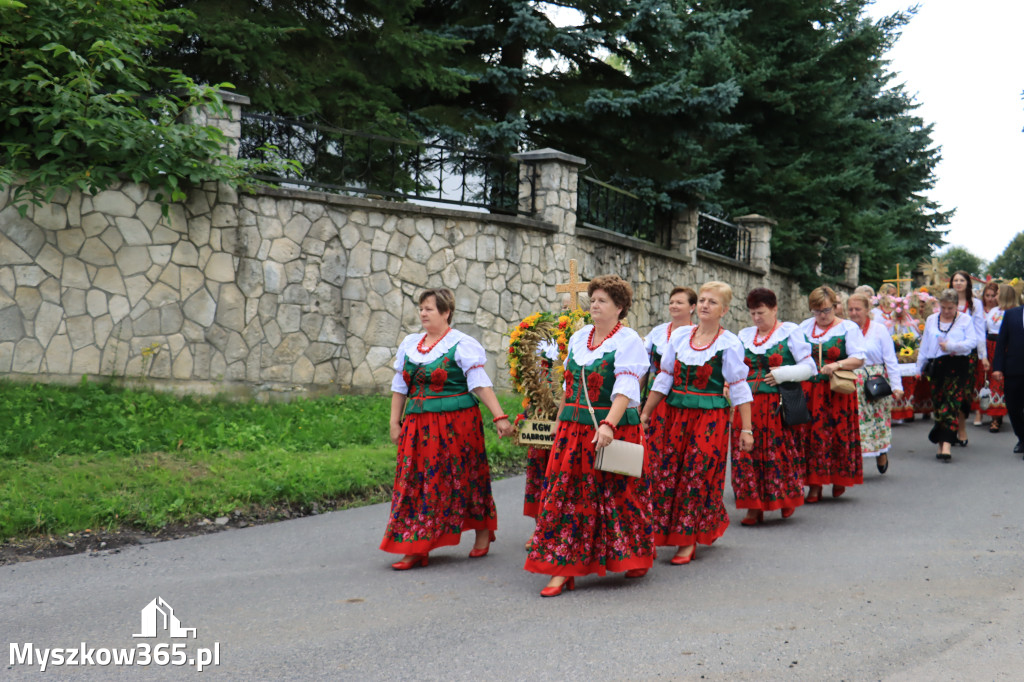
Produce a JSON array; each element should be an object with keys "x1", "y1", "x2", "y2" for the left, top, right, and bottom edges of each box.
[
  {"x1": 776, "y1": 382, "x2": 812, "y2": 426},
  {"x1": 864, "y1": 375, "x2": 893, "y2": 401},
  {"x1": 920, "y1": 358, "x2": 934, "y2": 381}
]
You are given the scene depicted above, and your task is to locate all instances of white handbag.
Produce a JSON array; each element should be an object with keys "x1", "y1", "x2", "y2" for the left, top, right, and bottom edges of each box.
[
  {"x1": 978, "y1": 381, "x2": 992, "y2": 411},
  {"x1": 580, "y1": 365, "x2": 644, "y2": 478}
]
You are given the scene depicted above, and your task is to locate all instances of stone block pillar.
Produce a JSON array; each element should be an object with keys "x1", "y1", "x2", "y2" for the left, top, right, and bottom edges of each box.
[
  {"x1": 844, "y1": 252, "x2": 861, "y2": 287},
  {"x1": 511, "y1": 148, "x2": 586, "y2": 235},
  {"x1": 670, "y1": 207, "x2": 699, "y2": 265},
  {"x1": 735, "y1": 214, "x2": 775, "y2": 273},
  {"x1": 185, "y1": 91, "x2": 250, "y2": 160}
]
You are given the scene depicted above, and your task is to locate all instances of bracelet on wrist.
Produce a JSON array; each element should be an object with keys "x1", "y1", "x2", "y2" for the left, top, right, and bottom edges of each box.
[
  {"x1": 740, "y1": 429, "x2": 753, "y2": 435},
  {"x1": 492, "y1": 414, "x2": 508, "y2": 423},
  {"x1": 598, "y1": 419, "x2": 616, "y2": 432}
]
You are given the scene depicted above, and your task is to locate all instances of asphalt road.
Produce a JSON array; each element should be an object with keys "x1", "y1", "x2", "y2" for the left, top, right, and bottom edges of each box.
[{"x1": 4, "y1": 418, "x2": 1024, "y2": 681}]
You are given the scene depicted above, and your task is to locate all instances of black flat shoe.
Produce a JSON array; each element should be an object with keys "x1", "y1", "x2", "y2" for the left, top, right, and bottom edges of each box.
[
  {"x1": 876, "y1": 456, "x2": 889, "y2": 474},
  {"x1": 1014, "y1": 442, "x2": 1023, "y2": 454},
  {"x1": 955, "y1": 438, "x2": 968, "y2": 447},
  {"x1": 937, "y1": 453, "x2": 952, "y2": 462}
]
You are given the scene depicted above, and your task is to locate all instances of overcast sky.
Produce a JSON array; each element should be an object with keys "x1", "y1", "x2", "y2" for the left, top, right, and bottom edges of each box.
[{"x1": 866, "y1": 0, "x2": 1024, "y2": 264}]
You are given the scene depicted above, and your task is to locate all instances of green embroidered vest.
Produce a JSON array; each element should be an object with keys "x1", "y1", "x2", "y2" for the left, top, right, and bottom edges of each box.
[
  {"x1": 402, "y1": 345, "x2": 478, "y2": 414},
  {"x1": 666, "y1": 349, "x2": 730, "y2": 410},
  {"x1": 808, "y1": 334, "x2": 848, "y2": 384},
  {"x1": 745, "y1": 338, "x2": 797, "y2": 395},
  {"x1": 560, "y1": 350, "x2": 641, "y2": 426}
]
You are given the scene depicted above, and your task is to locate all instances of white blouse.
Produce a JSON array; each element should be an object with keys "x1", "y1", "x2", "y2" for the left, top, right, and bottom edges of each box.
[
  {"x1": 959, "y1": 298, "x2": 987, "y2": 360},
  {"x1": 390, "y1": 329, "x2": 492, "y2": 394},
  {"x1": 859, "y1": 320, "x2": 903, "y2": 393},
  {"x1": 644, "y1": 321, "x2": 693, "y2": 371},
  {"x1": 797, "y1": 318, "x2": 868, "y2": 364},
  {"x1": 736, "y1": 321, "x2": 817, "y2": 375},
  {"x1": 566, "y1": 325, "x2": 648, "y2": 408},
  {"x1": 650, "y1": 326, "x2": 753, "y2": 406},
  {"x1": 915, "y1": 312, "x2": 976, "y2": 374},
  {"x1": 986, "y1": 306, "x2": 1006, "y2": 336}
]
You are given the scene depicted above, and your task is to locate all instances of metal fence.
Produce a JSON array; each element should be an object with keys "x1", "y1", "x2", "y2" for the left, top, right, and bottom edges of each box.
[
  {"x1": 697, "y1": 213, "x2": 751, "y2": 264},
  {"x1": 578, "y1": 176, "x2": 668, "y2": 246},
  {"x1": 239, "y1": 113, "x2": 522, "y2": 214}
]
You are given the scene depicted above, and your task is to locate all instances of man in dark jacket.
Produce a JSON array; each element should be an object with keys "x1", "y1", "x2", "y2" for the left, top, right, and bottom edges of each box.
[{"x1": 992, "y1": 304, "x2": 1024, "y2": 456}]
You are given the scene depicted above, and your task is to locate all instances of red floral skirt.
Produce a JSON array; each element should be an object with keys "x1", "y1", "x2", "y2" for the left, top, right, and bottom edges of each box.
[
  {"x1": 982, "y1": 338, "x2": 1007, "y2": 417},
  {"x1": 524, "y1": 421, "x2": 654, "y2": 577},
  {"x1": 523, "y1": 445, "x2": 551, "y2": 518},
  {"x1": 648, "y1": 405, "x2": 730, "y2": 547},
  {"x1": 800, "y1": 381, "x2": 863, "y2": 487},
  {"x1": 730, "y1": 393, "x2": 805, "y2": 512},
  {"x1": 380, "y1": 407, "x2": 497, "y2": 555},
  {"x1": 892, "y1": 374, "x2": 916, "y2": 420}
]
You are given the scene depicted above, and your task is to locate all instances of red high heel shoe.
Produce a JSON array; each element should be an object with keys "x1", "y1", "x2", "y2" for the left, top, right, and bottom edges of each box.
[
  {"x1": 624, "y1": 568, "x2": 649, "y2": 579},
  {"x1": 741, "y1": 511, "x2": 763, "y2": 526},
  {"x1": 832, "y1": 485, "x2": 846, "y2": 498},
  {"x1": 781, "y1": 506, "x2": 795, "y2": 519},
  {"x1": 540, "y1": 577, "x2": 575, "y2": 597},
  {"x1": 469, "y1": 530, "x2": 496, "y2": 558},
  {"x1": 805, "y1": 486, "x2": 822, "y2": 504},
  {"x1": 391, "y1": 554, "x2": 428, "y2": 571},
  {"x1": 670, "y1": 545, "x2": 696, "y2": 565}
]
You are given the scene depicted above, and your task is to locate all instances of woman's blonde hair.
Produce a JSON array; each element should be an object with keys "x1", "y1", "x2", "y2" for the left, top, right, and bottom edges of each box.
[
  {"x1": 808, "y1": 285, "x2": 839, "y2": 311},
  {"x1": 848, "y1": 292, "x2": 872, "y2": 313},
  {"x1": 998, "y1": 283, "x2": 1020, "y2": 310},
  {"x1": 699, "y1": 281, "x2": 733, "y2": 308}
]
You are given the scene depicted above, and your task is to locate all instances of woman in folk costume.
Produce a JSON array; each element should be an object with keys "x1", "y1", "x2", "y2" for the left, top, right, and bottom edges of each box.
[
  {"x1": 980, "y1": 284, "x2": 1018, "y2": 432},
  {"x1": 525, "y1": 275, "x2": 654, "y2": 597},
  {"x1": 846, "y1": 293, "x2": 904, "y2": 474},
  {"x1": 950, "y1": 270, "x2": 987, "y2": 444},
  {"x1": 640, "y1": 281, "x2": 754, "y2": 565},
  {"x1": 916, "y1": 288, "x2": 977, "y2": 461},
  {"x1": 382, "y1": 288, "x2": 513, "y2": 570},
  {"x1": 642, "y1": 286, "x2": 696, "y2": 520},
  {"x1": 731, "y1": 287, "x2": 816, "y2": 525},
  {"x1": 798, "y1": 286, "x2": 866, "y2": 502}
]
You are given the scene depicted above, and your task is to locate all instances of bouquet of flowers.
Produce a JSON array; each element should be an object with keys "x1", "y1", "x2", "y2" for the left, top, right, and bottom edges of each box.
[{"x1": 892, "y1": 331, "x2": 920, "y2": 364}]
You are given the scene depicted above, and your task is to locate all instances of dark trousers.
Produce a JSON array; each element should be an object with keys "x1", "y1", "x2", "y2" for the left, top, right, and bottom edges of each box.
[{"x1": 1004, "y1": 375, "x2": 1024, "y2": 445}]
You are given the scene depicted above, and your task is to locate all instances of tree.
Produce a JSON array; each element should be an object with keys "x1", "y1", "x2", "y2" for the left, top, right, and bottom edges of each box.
[
  {"x1": 0, "y1": 0, "x2": 290, "y2": 211},
  {"x1": 158, "y1": 1, "x2": 469, "y2": 138},
  {"x1": 698, "y1": 0, "x2": 949, "y2": 288},
  {"x1": 987, "y1": 233, "x2": 1024, "y2": 279},
  {"x1": 938, "y1": 246, "x2": 986, "y2": 278}
]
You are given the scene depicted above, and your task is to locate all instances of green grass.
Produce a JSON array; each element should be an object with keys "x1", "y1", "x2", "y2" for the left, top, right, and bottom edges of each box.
[{"x1": 0, "y1": 378, "x2": 527, "y2": 539}]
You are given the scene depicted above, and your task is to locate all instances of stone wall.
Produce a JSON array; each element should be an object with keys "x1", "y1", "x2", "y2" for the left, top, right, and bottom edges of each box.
[{"x1": 0, "y1": 104, "x2": 851, "y2": 397}]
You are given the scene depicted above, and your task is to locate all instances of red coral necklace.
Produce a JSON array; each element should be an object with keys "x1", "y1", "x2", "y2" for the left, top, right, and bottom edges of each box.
[
  {"x1": 690, "y1": 326, "x2": 723, "y2": 351},
  {"x1": 587, "y1": 321, "x2": 622, "y2": 351},
  {"x1": 418, "y1": 327, "x2": 451, "y2": 354},
  {"x1": 811, "y1": 320, "x2": 838, "y2": 339},
  {"x1": 752, "y1": 321, "x2": 780, "y2": 347}
]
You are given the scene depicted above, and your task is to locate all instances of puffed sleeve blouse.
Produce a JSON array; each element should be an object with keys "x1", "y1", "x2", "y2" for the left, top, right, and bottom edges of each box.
[
  {"x1": 650, "y1": 326, "x2": 753, "y2": 406},
  {"x1": 915, "y1": 312, "x2": 976, "y2": 374},
  {"x1": 566, "y1": 325, "x2": 648, "y2": 408},
  {"x1": 390, "y1": 329, "x2": 492, "y2": 394}
]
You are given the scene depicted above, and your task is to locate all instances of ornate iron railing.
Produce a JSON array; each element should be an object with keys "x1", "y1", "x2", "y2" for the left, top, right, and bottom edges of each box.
[
  {"x1": 697, "y1": 213, "x2": 751, "y2": 264},
  {"x1": 239, "y1": 113, "x2": 522, "y2": 214},
  {"x1": 578, "y1": 176, "x2": 668, "y2": 246}
]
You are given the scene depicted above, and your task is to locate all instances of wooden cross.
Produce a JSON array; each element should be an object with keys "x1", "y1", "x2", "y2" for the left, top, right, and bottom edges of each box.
[
  {"x1": 555, "y1": 259, "x2": 589, "y2": 310},
  {"x1": 883, "y1": 263, "x2": 913, "y2": 296}
]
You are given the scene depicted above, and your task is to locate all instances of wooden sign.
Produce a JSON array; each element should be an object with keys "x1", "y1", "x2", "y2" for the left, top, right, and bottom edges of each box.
[{"x1": 516, "y1": 419, "x2": 557, "y2": 447}]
